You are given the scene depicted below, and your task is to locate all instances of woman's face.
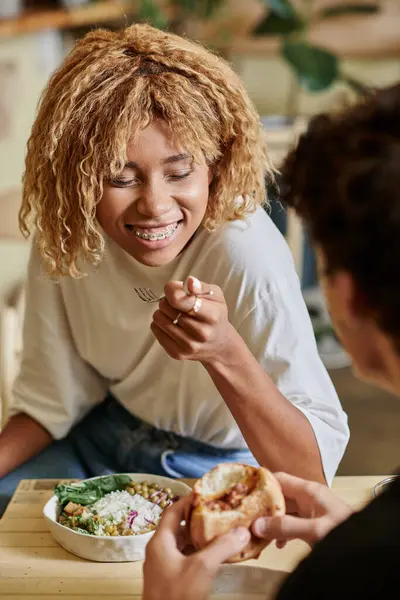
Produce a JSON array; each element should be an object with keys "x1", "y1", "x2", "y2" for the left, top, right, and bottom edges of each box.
[{"x1": 97, "y1": 120, "x2": 212, "y2": 267}]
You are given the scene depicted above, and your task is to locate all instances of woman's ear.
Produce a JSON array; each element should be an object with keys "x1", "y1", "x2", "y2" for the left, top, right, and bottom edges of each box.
[{"x1": 207, "y1": 166, "x2": 214, "y2": 185}]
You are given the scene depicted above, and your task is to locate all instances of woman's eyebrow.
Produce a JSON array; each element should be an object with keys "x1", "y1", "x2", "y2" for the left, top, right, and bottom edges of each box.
[
  {"x1": 124, "y1": 153, "x2": 190, "y2": 169},
  {"x1": 162, "y1": 153, "x2": 191, "y2": 165}
]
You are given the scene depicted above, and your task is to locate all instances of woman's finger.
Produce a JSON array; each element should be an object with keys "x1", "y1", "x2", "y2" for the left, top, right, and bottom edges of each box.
[
  {"x1": 154, "y1": 309, "x2": 214, "y2": 344},
  {"x1": 151, "y1": 322, "x2": 189, "y2": 359},
  {"x1": 184, "y1": 276, "x2": 223, "y2": 302},
  {"x1": 164, "y1": 281, "x2": 224, "y2": 320},
  {"x1": 156, "y1": 297, "x2": 220, "y2": 330}
]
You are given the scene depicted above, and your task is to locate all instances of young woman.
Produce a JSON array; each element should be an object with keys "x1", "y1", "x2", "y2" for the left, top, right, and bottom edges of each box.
[
  {"x1": 143, "y1": 83, "x2": 400, "y2": 600},
  {"x1": 0, "y1": 24, "x2": 347, "y2": 514}
]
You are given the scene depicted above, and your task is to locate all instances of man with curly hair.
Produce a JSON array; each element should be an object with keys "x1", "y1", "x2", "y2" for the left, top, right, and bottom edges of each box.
[
  {"x1": 0, "y1": 24, "x2": 347, "y2": 513},
  {"x1": 143, "y1": 83, "x2": 400, "y2": 600}
]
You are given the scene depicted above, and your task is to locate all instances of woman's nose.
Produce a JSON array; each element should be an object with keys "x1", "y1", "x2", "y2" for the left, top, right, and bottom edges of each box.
[{"x1": 135, "y1": 181, "x2": 173, "y2": 218}]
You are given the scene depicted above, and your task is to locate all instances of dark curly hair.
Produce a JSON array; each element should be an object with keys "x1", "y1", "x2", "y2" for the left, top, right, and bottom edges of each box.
[{"x1": 280, "y1": 83, "x2": 400, "y2": 342}]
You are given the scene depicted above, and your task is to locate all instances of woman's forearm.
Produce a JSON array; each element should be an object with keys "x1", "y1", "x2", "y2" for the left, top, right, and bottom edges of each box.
[
  {"x1": 203, "y1": 327, "x2": 326, "y2": 484},
  {"x1": 0, "y1": 414, "x2": 52, "y2": 478}
]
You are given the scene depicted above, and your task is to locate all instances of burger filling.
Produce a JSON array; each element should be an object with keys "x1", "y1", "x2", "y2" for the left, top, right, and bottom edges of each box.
[{"x1": 206, "y1": 477, "x2": 257, "y2": 511}]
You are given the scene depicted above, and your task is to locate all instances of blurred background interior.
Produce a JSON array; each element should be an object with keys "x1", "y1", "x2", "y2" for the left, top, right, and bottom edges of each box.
[{"x1": 0, "y1": 0, "x2": 399, "y2": 476}]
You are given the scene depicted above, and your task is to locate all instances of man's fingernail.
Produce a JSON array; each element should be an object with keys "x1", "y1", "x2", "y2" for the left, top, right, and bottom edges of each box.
[
  {"x1": 233, "y1": 528, "x2": 250, "y2": 543},
  {"x1": 190, "y1": 276, "x2": 202, "y2": 292},
  {"x1": 253, "y1": 518, "x2": 270, "y2": 536}
]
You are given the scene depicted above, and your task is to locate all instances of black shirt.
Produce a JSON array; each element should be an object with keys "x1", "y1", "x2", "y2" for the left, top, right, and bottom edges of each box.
[{"x1": 276, "y1": 476, "x2": 400, "y2": 598}]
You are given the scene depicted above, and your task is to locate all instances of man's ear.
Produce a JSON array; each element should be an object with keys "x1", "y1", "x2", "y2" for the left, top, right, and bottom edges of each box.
[{"x1": 330, "y1": 270, "x2": 367, "y2": 330}]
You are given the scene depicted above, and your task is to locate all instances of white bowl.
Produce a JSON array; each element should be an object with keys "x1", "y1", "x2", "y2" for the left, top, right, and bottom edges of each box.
[{"x1": 43, "y1": 473, "x2": 192, "y2": 562}]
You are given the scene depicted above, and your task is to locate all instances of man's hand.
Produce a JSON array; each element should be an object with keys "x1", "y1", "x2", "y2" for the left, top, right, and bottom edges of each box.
[
  {"x1": 143, "y1": 495, "x2": 251, "y2": 600},
  {"x1": 252, "y1": 472, "x2": 353, "y2": 548}
]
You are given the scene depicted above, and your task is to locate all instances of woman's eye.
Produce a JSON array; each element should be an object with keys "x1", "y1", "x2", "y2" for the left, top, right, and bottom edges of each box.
[
  {"x1": 167, "y1": 171, "x2": 192, "y2": 182},
  {"x1": 110, "y1": 178, "x2": 139, "y2": 187}
]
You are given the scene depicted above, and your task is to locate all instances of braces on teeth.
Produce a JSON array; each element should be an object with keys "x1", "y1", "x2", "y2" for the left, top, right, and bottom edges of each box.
[{"x1": 133, "y1": 223, "x2": 178, "y2": 240}]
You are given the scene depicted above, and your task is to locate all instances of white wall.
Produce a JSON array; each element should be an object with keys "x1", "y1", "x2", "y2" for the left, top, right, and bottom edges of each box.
[{"x1": 0, "y1": 30, "x2": 64, "y2": 297}]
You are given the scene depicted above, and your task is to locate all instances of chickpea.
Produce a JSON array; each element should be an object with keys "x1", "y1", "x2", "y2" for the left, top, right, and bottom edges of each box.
[
  {"x1": 127, "y1": 487, "x2": 135, "y2": 496},
  {"x1": 159, "y1": 500, "x2": 168, "y2": 509},
  {"x1": 142, "y1": 491, "x2": 150, "y2": 499},
  {"x1": 164, "y1": 488, "x2": 172, "y2": 495},
  {"x1": 111, "y1": 530, "x2": 119, "y2": 536},
  {"x1": 105, "y1": 525, "x2": 114, "y2": 534}
]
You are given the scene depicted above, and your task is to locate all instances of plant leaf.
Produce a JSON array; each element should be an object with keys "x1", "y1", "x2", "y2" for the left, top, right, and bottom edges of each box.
[
  {"x1": 322, "y1": 3, "x2": 378, "y2": 18},
  {"x1": 254, "y1": 12, "x2": 304, "y2": 36},
  {"x1": 263, "y1": 0, "x2": 297, "y2": 19},
  {"x1": 172, "y1": 0, "x2": 197, "y2": 12},
  {"x1": 55, "y1": 475, "x2": 132, "y2": 506},
  {"x1": 282, "y1": 41, "x2": 339, "y2": 92},
  {"x1": 165, "y1": 0, "x2": 225, "y2": 20},
  {"x1": 203, "y1": 0, "x2": 225, "y2": 18},
  {"x1": 138, "y1": 0, "x2": 168, "y2": 29}
]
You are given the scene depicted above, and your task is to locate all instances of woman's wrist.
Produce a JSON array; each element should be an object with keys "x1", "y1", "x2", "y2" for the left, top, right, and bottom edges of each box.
[{"x1": 202, "y1": 324, "x2": 251, "y2": 372}]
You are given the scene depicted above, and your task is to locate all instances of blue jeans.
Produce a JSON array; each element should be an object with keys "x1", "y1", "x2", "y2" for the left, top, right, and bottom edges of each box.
[{"x1": 0, "y1": 396, "x2": 257, "y2": 515}]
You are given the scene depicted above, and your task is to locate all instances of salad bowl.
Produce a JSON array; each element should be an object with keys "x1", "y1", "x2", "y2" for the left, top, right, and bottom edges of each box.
[{"x1": 43, "y1": 473, "x2": 191, "y2": 562}]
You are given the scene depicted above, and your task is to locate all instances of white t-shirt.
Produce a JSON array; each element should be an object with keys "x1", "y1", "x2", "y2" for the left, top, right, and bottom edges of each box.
[{"x1": 11, "y1": 208, "x2": 349, "y2": 483}]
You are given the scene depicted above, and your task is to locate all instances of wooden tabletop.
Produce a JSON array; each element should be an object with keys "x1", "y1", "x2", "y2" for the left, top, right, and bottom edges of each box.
[{"x1": 0, "y1": 475, "x2": 387, "y2": 599}]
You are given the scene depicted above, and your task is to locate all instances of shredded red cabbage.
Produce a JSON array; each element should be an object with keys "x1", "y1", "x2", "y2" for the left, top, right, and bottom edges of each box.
[{"x1": 128, "y1": 510, "x2": 139, "y2": 527}]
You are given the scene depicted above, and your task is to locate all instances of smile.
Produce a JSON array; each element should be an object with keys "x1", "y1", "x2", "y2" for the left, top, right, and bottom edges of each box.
[{"x1": 131, "y1": 222, "x2": 179, "y2": 241}]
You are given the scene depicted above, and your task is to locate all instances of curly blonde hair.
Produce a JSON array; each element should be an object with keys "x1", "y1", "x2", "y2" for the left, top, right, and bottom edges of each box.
[{"x1": 20, "y1": 24, "x2": 273, "y2": 277}]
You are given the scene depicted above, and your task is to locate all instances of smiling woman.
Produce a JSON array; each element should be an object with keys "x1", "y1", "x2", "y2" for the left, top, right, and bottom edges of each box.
[{"x1": 0, "y1": 23, "x2": 348, "y2": 516}]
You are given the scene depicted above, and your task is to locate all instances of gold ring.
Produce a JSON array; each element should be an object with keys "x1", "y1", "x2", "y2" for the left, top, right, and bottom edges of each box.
[
  {"x1": 188, "y1": 295, "x2": 202, "y2": 316},
  {"x1": 172, "y1": 312, "x2": 182, "y2": 325}
]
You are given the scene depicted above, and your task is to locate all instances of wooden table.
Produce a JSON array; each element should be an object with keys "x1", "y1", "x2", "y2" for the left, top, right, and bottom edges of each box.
[{"x1": 0, "y1": 476, "x2": 387, "y2": 599}]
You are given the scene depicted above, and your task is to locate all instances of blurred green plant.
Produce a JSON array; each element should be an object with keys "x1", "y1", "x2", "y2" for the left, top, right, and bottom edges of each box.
[
  {"x1": 135, "y1": 0, "x2": 378, "y2": 94},
  {"x1": 255, "y1": 0, "x2": 377, "y2": 93}
]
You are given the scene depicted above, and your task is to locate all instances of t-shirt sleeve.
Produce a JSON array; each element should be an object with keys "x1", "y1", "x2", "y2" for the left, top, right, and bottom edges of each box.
[
  {"x1": 9, "y1": 243, "x2": 108, "y2": 439},
  {"x1": 236, "y1": 275, "x2": 349, "y2": 485},
  {"x1": 276, "y1": 479, "x2": 400, "y2": 598}
]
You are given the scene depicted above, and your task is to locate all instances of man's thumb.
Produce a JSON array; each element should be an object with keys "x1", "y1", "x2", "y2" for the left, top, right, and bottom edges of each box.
[{"x1": 197, "y1": 527, "x2": 250, "y2": 569}]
